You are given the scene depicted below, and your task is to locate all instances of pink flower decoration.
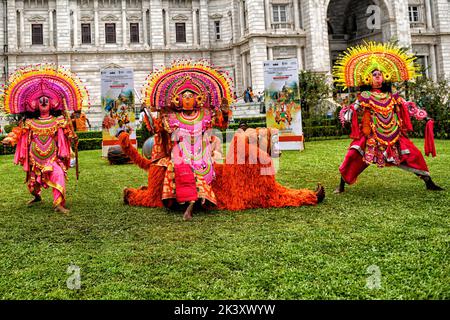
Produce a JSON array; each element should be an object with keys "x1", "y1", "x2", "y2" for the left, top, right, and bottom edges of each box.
[{"x1": 416, "y1": 109, "x2": 427, "y2": 120}]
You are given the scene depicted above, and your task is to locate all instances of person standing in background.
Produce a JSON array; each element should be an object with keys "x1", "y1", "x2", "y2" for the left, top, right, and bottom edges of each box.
[{"x1": 73, "y1": 110, "x2": 91, "y2": 132}]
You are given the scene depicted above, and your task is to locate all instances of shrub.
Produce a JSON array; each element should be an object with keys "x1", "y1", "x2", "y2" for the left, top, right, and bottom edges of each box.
[
  {"x1": 76, "y1": 131, "x2": 102, "y2": 139},
  {"x1": 0, "y1": 135, "x2": 15, "y2": 155},
  {"x1": 4, "y1": 124, "x2": 16, "y2": 133},
  {"x1": 298, "y1": 71, "x2": 332, "y2": 119},
  {"x1": 77, "y1": 138, "x2": 102, "y2": 151},
  {"x1": 407, "y1": 77, "x2": 450, "y2": 139}
]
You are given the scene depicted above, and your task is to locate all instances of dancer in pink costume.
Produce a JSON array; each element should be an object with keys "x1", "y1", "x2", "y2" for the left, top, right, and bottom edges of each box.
[{"x1": 1, "y1": 64, "x2": 90, "y2": 214}]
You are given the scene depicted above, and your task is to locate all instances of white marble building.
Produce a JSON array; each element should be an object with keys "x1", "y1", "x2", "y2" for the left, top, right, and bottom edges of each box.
[{"x1": 0, "y1": 0, "x2": 449, "y2": 106}]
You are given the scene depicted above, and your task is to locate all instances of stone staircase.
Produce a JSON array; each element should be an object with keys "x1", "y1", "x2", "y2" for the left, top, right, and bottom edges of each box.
[
  {"x1": 231, "y1": 102, "x2": 266, "y2": 121},
  {"x1": 84, "y1": 105, "x2": 105, "y2": 131}
]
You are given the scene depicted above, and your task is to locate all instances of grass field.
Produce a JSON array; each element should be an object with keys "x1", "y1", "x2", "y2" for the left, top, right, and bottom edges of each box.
[{"x1": 0, "y1": 138, "x2": 448, "y2": 300}]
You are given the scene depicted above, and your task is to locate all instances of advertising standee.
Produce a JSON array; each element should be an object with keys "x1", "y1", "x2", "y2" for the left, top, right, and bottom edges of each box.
[
  {"x1": 101, "y1": 68, "x2": 136, "y2": 157},
  {"x1": 264, "y1": 58, "x2": 304, "y2": 151}
]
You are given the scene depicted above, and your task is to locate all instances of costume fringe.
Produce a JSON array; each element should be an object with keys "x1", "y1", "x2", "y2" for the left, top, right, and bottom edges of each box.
[
  {"x1": 118, "y1": 132, "x2": 152, "y2": 170},
  {"x1": 124, "y1": 166, "x2": 166, "y2": 207},
  {"x1": 212, "y1": 135, "x2": 317, "y2": 210},
  {"x1": 120, "y1": 132, "x2": 318, "y2": 210}
]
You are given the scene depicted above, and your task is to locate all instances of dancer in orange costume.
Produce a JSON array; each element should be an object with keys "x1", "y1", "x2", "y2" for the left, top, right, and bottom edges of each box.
[{"x1": 120, "y1": 61, "x2": 324, "y2": 220}]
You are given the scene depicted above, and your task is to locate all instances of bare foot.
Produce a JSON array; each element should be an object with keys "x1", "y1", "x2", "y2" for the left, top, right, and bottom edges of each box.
[
  {"x1": 27, "y1": 195, "x2": 42, "y2": 206},
  {"x1": 183, "y1": 202, "x2": 195, "y2": 221},
  {"x1": 123, "y1": 188, "x2": 131, "y2": 205},
  {"x1": 315, "y1": 184, "x2": 325, "y2": 203},
  {"x1": 54, "y1": 205, "x2": 70, "y2": 215},
  {"x1": 333, "y1": 187, "x2": 345, "y2": 194},
  {"x1": 333, "y1": 177, "x2": 346, "y2": 194}
]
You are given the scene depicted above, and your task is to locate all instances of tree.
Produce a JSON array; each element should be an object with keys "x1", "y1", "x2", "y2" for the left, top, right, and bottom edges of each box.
[
  {"x1": 407, "y1": 76, "x2": 450, "y2": 139},
  {"x1": 298, "y1": 71, "x2": 332, "y2": 119}
]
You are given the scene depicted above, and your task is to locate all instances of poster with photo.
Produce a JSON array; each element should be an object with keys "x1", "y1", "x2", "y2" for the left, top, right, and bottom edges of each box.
[
  {"x1": 101, "y1": 68, "x2": 136, "y2": 157},
  {"x1": 264, "y1": 58, "x2": 304, "y2": 151}
]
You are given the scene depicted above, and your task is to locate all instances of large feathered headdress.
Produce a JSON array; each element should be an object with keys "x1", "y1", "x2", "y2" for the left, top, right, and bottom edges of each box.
[
  {"x1": 142, "y1": 60, "x2": 233, "y2": 111},
  {"x1": 333, "y1": 41, "x2": 421, "y2": 89},
  {"x1": 0, "y1": 64, "x2": 90, "y2": 114}
]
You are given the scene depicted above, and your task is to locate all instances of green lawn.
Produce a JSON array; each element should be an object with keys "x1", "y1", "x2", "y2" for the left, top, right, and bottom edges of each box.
[{"x1": 0, "y1": 138, "x2": 448, "y2": 300}]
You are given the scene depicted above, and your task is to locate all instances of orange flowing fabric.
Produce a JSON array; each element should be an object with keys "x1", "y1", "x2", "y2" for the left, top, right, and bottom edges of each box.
[
  {"x1": 120, "y1": 132, "x2": 318, "y2": 210},
  {"x1": 212, "y1": 134, "x2": 317, "y2": 210}
]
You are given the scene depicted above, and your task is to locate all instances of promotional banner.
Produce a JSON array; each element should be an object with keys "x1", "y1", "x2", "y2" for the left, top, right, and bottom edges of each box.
[
  {"x1": 101, "y1": 68, "x2": 136, "y2": 157},
  {"x1": 264, "y1": 58, "x2": 304, "y2": 150}
]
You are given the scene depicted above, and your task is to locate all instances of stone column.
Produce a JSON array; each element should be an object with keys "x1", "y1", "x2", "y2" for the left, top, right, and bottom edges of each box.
[
  {"x1": 293, "y1": 0, "x2": 300, "y2": 31},
  {"x1": 94, "y1": 0, "x2": 99, "y2": 46},
  {"x1": 56, "y1": 0, "x2": 71, "y2": 50},
  {"x1": 425, "y1": 0, "x2": 433, "y2": 30},
  {"x1": 160, "y1": 1, "x2": 170, "y2": 47},
  {"x1": 49, "y1": 9, "x2": 54, "y2": 48},
  {"x1": 142, "y1": 3, "x2": 148, "y2": 46},
  {"x1": 433, "y1": 0, "x2": 450, "y2": 32},
  {"x1": 192, "y1": 8, "x2": 198, "y2": 46},
  {"x1": 19, "y1": 9, "x2": 25, "y2": 48},
  {"x1": 73, "y1": 9, "x2": 78, "y2": 48},
  {"x1": 239, "y1": 0, "x2": 245, "y2": 38},
  {"x1": 164, "y1": 9, "x2": 170, "y2": 46},
  {"x1": 241, "y1": 54, "x2": 247, "y2": 89},
  {"x1": 199, "y1": 0, "x2": 209, "y2": 47},
  {"x1": 149, "y1": 0, "x2": 164, "y2": 48},
  {"x1": 433, "y1": 0, "x2": 450, "y2": 79},
  {"x1": 390, "y1": 0, "x2": 412, "y2": 48},
  {"x1": 229, "y1": 5, "x2": 236, "y2": 42},
  {"x1": 302, "y1": 0, "x2": 330, "y2": 72},
  {"x1": 246, "y1": 0, "x2": 265, "y2": 34},
  {"x1": 297, "y1": 46, "x2": 303, "y2": 70},
  {"x1": 6, "y1": 0, "x2": 17, "y2": 51},
  {"x1": 267, "y1": 46, "x2": 273, "y2": 60},
  {"x1": 122, "y1": 0, "x2": 127, "y2": 47},
  {"x1": 429, "y1": 44, "x2": 437, "y2": 82},
  {"x1": 264, "y1": 0, "x2": 271, "y2": 31},
  {"x1": 248, "y1": 37, "x2": 267, "y2": 94}
]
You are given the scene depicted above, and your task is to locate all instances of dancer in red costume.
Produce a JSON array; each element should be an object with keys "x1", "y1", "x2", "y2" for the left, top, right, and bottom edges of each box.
[
  {"x1": 120, "y1": 61, "x2": 324, "y2": 221},
  {"x1": 1, "y1": 64, "x2": 90, "y2": 213},
  {"x1": 333, "y1": 42, "x2": 443, "y2": 193}
]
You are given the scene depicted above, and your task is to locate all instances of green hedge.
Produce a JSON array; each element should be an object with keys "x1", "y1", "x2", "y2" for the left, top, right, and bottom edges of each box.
[
  {"x1": 231, "y1": 116, "x2": 266, "y2": 123},
  {"x1": 77, "y1": 138, "x2": 102, "y2": 151},
  {"x1": 76, "y1": 131, "x2": 102, "y2": 139},
  {"x1": 303, "y1": 125, "x2": 349, "y2": 140},
  {"x1": 3, "y1": 124, "x2": 15, "y2": 133},
  {"x1": 0, "y1": 137, "x2": 15, "y2": 155},
  {"x1": 303, "y1": 118, "x2": 338, "y2": 127},
  {"x1": 408, "y1": 119, "x2": 450, "y2": 140},
  {"x1": 227, "y1": 122, "x2": 267, "y2": 130}
]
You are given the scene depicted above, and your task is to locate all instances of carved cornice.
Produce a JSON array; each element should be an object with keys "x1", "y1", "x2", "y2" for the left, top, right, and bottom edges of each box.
[
  {"x1": 28, "y1": 15, "x2": 46, "y2": 23},
  {"x1": 210, "y1": 13, "x2": 223, "y2": 20},
  {"x1": 101, "y1": 14, "x2": 119, "y2": 22},
  {"x1": 172, "y1": 14, "x2": 188, "y2": 21},
  {"x1": 102, "y1": 63, "x2": 124, "y2": 69},
  {"x1": 80, "y1": 15, "x2": 94, "y2": 22},
  {"x1": 127, "y1": 14, "x2": 141, "y2": 21}
]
